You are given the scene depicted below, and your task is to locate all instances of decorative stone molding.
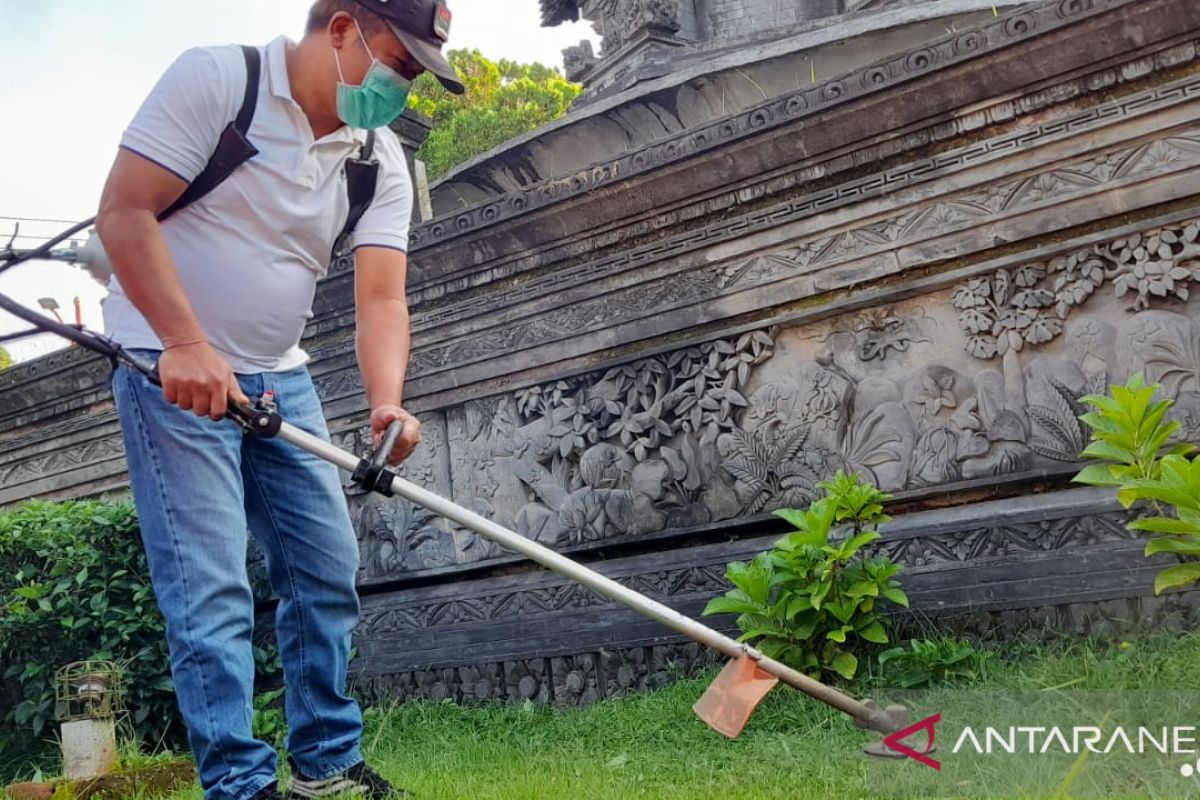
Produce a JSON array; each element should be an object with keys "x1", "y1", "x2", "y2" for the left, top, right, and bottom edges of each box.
[
  {"x1": 409, "y1": 0, "x2": 1136, "y2": 251},
  {"x1": 346, "y1": 492, "x2": 1197, "y2": 705},
  {"x1": 353, "y1": 590, "x2": 1200, "y2": 707},
  {"x1": 351, "y1": 641, "x2": 722, "y2": 707},
  {"x1": 309, "y1": 66, "x2": 1200, "y2": 358},
  {"x1": 308, "y1": 117, "x2": 1200, "y2": 408},
  {"x1": 356, "y1": 501, "x2": 1139, "y2": 634}
]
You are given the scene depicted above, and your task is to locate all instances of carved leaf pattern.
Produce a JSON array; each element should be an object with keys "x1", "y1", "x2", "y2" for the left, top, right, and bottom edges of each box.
[{"x1": 956, "y1": 218, "x2": 1200, "y2": 359}]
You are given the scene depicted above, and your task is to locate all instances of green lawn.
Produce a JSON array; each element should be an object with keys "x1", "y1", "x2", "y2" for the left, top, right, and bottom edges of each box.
[
  {"x1": 159, "y1": 628, "x2": 1200, "y2": 796},
  {"x1": 145, "y1": 626, "x2": 1200, "y2": 799}
]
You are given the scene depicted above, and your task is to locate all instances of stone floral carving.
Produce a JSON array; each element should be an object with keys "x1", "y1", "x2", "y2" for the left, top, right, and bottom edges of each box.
[
  {"x1": 946, "y1": 219, "x2": 1200, "y2": 470},
  {"x1": 813, "y1": 306, "x2": 931, "y2": 362},
  {"x1": 954, "y1": 219, "x2": 1200, "y2": 359},
  {"x1": 1117, "y1": 309, "x2": 1200, "y2": 444},
  {"x1": 412, "y1": 668, "x2": 458, "y2": 702},
  {"x1": 457, "y1": 663, "x2": 506, "y2": 702},
  {"x1": 452, "y1": 330, "x2": 777, "y2": 549},
  {"x1": 1025, "y1": 376, "x2": 1090, "y2": 462},
  {"x1": 719, "y1": 415, "x2": 821, "y2": 512},
  {"x1": 953, "y1": 264, "x2": 1074, "y2": 361},
  {"x1": 1109, "y1": 225, "x2": 1200, "y2": 310},
  {"x1": 506, "y1": 658, "x2": 552, "y2": 703},
  {"x1": 600, "y1": 646, "x2": 651, "y2": 699},
  {"x1": 354, "y1": 493, "x2": 450, "y2": 579}
]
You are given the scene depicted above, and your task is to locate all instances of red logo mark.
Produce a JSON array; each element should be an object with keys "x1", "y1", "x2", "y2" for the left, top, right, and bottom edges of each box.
[
  {"x1": 883, "y1": 712, "x2": 942, "y2": 770},
  {"x1": 433, "y1": 3, "x2": 452, "y2": 41}
]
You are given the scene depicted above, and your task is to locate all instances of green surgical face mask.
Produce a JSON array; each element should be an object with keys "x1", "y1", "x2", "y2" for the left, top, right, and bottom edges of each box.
[{"x1": 334, "y1": 24, "x2": 412, "y2": 129}]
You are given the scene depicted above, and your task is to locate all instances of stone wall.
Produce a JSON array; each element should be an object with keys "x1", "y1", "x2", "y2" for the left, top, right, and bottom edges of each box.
[
  {"x1": 3, "y1": 0, "x2": 1200, "y2": 705},
  {"x1": 440, "y1": 0, "x2": 1026, "y2": 205},
  {"x1": 704, "y1": 0, "x2": 836, "y2": 37}
]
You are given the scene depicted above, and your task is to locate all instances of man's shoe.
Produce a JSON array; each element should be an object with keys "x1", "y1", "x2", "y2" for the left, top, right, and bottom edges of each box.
[
  {"x1": 250, "y1": 783, "x2": 287, "y2": 800},
  {"x1": 285, "y1": 759, "x2": 411, "y2": 800}
]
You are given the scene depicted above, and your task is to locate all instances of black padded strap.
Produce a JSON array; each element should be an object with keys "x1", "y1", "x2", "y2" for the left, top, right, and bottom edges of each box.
[
  {"x1": 331, "y1": 130, "x2": 380, "y2": 261},
  {"x1": 158, "y1": 45, "x2": 261, "y2": 223},
  {"x1": 234, "y1": 45, "x2": 260, "y2": 133}
]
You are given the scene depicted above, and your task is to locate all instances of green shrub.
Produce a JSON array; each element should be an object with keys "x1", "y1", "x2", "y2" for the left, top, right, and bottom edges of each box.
[
  {"x1": 877, "y1": 637, "x2": 992, "y2": 688},
  {"x1": 0, "y1": 500, "x2": 182, "y2": 764},
  {"x1": 702, "y1": 471, "x2": 908, "y2": 682},
  {"x1": 1073, "y1": 373, "x2": 1200, "y2": 594}
]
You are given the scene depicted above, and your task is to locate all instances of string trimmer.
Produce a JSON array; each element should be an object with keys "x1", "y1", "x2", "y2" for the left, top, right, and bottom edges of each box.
[{"x1": 0, "y1": 220, "x2": 915, "y2": 751}]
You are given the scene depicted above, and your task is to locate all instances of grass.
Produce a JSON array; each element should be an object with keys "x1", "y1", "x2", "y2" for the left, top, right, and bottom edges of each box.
[{"x1": 116, "y1": 626, "x2": 1200, "y2": 800}]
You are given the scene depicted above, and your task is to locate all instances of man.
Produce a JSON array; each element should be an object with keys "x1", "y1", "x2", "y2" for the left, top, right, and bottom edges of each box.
[{"x1": 95, "y1": 3, "x2": 463, "y2": 800}]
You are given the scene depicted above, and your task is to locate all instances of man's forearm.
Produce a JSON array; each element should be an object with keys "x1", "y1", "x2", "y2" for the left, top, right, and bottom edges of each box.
[
  {"x1": 96, "y1": 207, "x2": 206, "y2": 346},
  {"x1": 356, "y1": 298, "x2": 411, "y2": 408}
]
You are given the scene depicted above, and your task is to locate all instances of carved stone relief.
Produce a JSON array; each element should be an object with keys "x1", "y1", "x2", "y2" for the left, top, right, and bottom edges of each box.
[
  {"x1": 402, "y1": 127, "x2": 1200, "y2": 384},
  {"x1": 953, "y1": 216, "x2": 1200, "y2": 461},
  {"x1": 330, "y1": 412, "x2": 458, "y2": 579},
  {"x1": 399, "y1": 216, "x2": 1200, "y2": 581},
  {"x1": 446, "y1": 331, "x2": 777, "y2": 565}
]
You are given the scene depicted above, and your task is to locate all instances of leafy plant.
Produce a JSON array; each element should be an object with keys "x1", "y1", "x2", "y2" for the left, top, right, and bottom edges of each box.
[
  {"x1": 252, "y1": 688, "x2": 287, "y2": 749},
  {"x1": 702, "y1": 471, "x2": 908, "y2": 681},
  {"x1": 878, "y1": 638, "x2": 992, "y2": 688},
  {"x1": 1073, "y1": 373, "x2": 1200, "y2": 594}
]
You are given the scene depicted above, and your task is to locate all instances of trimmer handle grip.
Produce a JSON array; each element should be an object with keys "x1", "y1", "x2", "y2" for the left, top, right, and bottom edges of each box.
[{"x1": 372, "y1": 418, "x2": 407, "y2": 470}]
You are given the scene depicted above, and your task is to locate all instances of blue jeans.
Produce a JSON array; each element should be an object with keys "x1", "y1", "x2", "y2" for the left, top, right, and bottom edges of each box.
[{"x1": 112, "y1": 354, "x2": 363, "y2": 800}]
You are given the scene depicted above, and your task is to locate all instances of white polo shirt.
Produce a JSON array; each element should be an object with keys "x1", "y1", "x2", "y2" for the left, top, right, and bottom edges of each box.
[{"x1": 102, "y1": 36, "x2": 414, "y2": 373}]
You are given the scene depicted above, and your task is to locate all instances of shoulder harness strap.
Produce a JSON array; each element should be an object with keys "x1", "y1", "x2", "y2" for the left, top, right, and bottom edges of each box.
[
  {"x1": 331, "y1": 129, "x2": 380, "y2": 262},
  {"x1": 158, "y1": 45, "x2": 262, "y2": 223}
]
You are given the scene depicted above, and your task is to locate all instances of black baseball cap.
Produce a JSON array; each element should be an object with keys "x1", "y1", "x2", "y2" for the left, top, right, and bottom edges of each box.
[{"x1": 353, "y1": 0, "x2": 465, "y2": 94}]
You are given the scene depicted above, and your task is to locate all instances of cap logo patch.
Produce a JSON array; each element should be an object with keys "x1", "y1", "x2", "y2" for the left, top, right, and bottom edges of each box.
[{"x1": 433, "y1": 2, "x2": 452, "y2": 41}]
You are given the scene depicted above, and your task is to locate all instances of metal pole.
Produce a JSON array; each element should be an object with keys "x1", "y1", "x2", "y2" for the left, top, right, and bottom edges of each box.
[{"x1": 275, "y1": 420, "x2": 901, "y2": 734}]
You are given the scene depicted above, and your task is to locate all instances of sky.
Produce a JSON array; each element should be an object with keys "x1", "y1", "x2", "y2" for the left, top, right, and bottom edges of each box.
[{"x1": 0, "y1": 0, "x2": 597, "y2": 361}]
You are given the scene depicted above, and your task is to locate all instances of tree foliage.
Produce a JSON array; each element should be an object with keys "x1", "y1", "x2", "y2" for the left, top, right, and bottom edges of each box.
[
  {"x1": 409, "y1": 49, "x2": 581, "y2": 180},
  {"x1": 0, "y1": 346, "x2": 12, "y2": 371}
]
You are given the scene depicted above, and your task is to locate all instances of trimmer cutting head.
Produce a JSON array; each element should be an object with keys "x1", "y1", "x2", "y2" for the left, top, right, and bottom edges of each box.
[{"x1": 857, "y1": 702, "x2": 940, "y2": 760}]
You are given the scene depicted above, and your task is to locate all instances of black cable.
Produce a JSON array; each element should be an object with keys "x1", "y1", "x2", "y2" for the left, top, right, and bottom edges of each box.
[
  {"x1": 0, "y1": 327, "x2": 44, "y2": 344},
  {"x1": 0, "y1": 215, "x2": 85, "y2": 225},
  {"x1": 0, "y1": 215, "x2": 141, "y2": 379},
  {"x1": 0, "y1": 289, "x2": 118, "y2": 359},
  {"x1": 0, "y1": 216, "x2": 95, "y2": 278}
]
